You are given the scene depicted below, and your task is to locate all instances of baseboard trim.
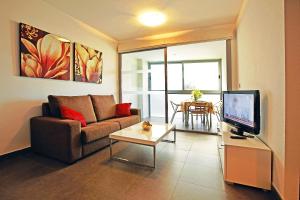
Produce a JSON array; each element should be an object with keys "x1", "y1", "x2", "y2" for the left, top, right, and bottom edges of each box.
[
  {"x1": 271, "y1": 184, "x2": 283, "y2": 200},
  {"x1": 0, "y1": 147, "x2": 31, "y2": 159}
]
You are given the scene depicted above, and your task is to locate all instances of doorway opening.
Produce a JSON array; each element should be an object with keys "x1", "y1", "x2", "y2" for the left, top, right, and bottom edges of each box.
[{"x1": 120, "y1": 40, "x2": 228, "y2": 134}]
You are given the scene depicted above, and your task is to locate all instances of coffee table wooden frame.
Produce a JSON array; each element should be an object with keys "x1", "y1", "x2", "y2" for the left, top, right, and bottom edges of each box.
[{"x1": 109, "y1": 123, "x2": 176, "y2": 168}]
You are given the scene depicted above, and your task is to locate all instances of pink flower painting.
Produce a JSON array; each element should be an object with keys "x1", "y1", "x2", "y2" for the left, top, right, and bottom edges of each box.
[
  {"x1": 20, "y1": 23, "x2": 70, "y2": 80},
  {"x1": 74, "y1": 43, "x2": 103, "y2": 84}
]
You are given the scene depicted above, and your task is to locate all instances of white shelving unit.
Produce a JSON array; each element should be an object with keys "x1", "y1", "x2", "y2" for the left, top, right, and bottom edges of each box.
[{"x1": 218, "y1": 123, "x2": 272, "y2": 190}]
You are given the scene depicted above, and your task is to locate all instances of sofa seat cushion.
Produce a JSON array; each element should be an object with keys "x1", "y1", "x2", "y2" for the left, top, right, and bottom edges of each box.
[
  {"x1": 81, "y1": 121, "x2": 120, "y2": 143},
  {"x1": 48, "y1": 95, "x2": 97, "y2": 124},
  {"x1": 105, "y1": 115, "x2": 140, "y2": 129},
  {"x1": 90, "y1": 95, "x2": 116, "y2": 121}
]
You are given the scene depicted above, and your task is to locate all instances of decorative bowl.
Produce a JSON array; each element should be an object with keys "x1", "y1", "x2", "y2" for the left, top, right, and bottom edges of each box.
[{"x1": 142, "y1": 121, "x2": 152, "y2": 131}]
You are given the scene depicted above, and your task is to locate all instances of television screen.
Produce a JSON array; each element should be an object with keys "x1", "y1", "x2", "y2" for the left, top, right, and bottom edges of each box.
[{"x1": 223, "y1": 93, "x2": 255, "y2": 128}]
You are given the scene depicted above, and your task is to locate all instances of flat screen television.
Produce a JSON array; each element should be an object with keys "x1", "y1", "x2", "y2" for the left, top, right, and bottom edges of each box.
[{"x1": 222, "y1": 90, "x2": 260, "y2": 135}]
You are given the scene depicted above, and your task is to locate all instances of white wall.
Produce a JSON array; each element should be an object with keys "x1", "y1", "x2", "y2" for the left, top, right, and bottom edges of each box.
[
  {"x1": 236, "y1": 0, "x2": 285, "y2": 197},
  {"x1": 0, "y1": 0, "x2": 118, "y2": 155}
]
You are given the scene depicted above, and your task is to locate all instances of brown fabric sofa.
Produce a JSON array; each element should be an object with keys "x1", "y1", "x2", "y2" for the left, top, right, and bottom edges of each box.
[{"x1": 30, "y1": 95, "x2": 141, "y2": 164}]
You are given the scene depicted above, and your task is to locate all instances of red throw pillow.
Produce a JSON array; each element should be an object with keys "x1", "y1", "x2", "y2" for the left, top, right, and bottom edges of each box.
[
  {"x1": 116, "y1": 103, "x2": 132, "y2": 117},
  {"x1": 60, "y1": 106, "x2": 87, "y2": 127}
]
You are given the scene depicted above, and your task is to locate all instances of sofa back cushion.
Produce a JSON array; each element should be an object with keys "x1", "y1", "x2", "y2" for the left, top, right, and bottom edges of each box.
[
  {"x1": 42, "y1": 103, "x2": 51, "y2": 116},
  {"x1": 48, "y1": 95, "x2": 97, "y2": 124},
  {"x1": 90, "y1": 95, "x2": 116, "y2": 121}
]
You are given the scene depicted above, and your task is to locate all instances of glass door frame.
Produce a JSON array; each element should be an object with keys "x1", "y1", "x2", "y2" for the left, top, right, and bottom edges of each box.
[
  {"x1": 118, "y1": 47, "x2": 169, "y2": 123},
  {"x1": 119, "y1": 40, "x2": 230, "y2": 124}
]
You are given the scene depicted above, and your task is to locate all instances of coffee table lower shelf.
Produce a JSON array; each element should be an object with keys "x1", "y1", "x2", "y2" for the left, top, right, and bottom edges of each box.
[{"x1": 109, "y1": 128, "x2": 176, "y2": 169}]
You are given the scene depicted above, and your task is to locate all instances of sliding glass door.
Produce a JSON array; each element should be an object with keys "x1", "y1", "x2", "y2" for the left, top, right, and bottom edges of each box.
[
  {"x1": 148, "y1": 60, "x2": 222, "y2": 121},
  {"x1": 120, "y1": 49, "x2": 167, "y2": 122},
  {"x1": 120, "y1": 40, "x2": 226, "y2": 129},
  {"x1": 166, "y1": 41, "x2": 225, "y2": 124}
]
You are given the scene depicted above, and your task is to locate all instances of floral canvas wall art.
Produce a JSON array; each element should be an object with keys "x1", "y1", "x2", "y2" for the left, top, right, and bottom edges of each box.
[
  {"x1": 19, "y1": 23, "x2": 70, "y2": 80},
  {"x1": 74, "y1": 43, "x2": 103, "y2": 84}
]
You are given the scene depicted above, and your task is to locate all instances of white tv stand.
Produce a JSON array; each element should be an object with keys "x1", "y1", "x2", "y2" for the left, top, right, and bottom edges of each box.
[{"x1": 218, "y1": 123, "x2": 271, "y2": 190}]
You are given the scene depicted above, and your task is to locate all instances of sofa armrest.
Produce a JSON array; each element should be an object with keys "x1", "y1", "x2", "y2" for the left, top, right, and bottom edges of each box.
[
  {"x1": 30, "y1": 116, "x2": 82, "y2": 164},
  {"x1": 130, "y1": 108, "x2": 141, "y2": 121}
]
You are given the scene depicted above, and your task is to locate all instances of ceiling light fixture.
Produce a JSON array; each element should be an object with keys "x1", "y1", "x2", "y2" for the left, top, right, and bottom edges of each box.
[{"x1": 138, "y1": 11, "x2": 166, "y2": 27}]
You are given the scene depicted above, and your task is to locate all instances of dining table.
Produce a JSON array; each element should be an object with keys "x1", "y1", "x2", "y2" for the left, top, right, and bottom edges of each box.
[{"x1": 180, "y1": 100, "x2": 215, "y2": 127}]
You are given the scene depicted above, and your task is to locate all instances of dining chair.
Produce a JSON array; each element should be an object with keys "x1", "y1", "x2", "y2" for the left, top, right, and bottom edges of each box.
[
  {"x1": 170, "y1": 101, "x2": 184, "y2": 123},
  {"x1": 213, "y1": 100, "x2": 223, "y2": 122},
  {"x1": 189, "y1": 102, "x2": 210, "y2": 129}
]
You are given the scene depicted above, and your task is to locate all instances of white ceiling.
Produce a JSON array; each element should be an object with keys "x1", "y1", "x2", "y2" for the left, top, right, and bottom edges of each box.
[{"x1": 43, "y1": 0, "x2": 243, "y2": 41}]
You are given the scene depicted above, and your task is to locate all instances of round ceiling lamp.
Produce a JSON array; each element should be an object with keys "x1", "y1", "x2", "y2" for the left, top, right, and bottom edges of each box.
[{"x1": 138, "y1": 11, "x2": 167, "y2": 27}]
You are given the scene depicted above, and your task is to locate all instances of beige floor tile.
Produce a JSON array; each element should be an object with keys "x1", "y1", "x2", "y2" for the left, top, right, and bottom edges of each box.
[{"x1": 171, "y1": 181, "x2": 227, "y2": 200}]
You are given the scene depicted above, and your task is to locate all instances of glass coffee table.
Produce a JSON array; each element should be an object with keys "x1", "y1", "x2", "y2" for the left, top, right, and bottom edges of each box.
[{"x1": 109, "y1": 122, "x2": 176, "y2": 168}]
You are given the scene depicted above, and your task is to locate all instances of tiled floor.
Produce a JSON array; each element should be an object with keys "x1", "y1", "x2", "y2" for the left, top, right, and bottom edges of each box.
[{"x1": 0, "y1": 132, "x2": 276, "y2": 200}]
